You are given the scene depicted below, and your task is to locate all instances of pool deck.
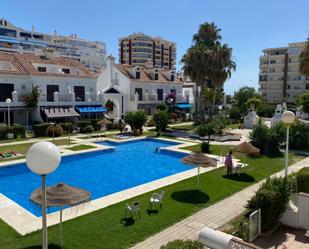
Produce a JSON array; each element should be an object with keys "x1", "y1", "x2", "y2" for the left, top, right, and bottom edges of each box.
[{"x1": 0, "y1": 135, "x2": 239, "y2": 235}]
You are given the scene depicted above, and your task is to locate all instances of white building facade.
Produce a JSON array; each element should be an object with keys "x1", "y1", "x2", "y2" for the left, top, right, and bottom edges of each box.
[
  {"x1": 0, "y1": 51, "x2": 102, "y2": 126},
  {"x1": 97, "y1": 57, "x2": 185, "y2": 119}
]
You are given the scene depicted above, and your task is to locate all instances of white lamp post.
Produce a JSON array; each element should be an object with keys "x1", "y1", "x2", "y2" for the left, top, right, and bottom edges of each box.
[
  {"x1": 5, "y1": 98, "x2": 11, "y2": 127},
  {"x1": 26, "y1": 142, "x2": 61, "y2": 249},
  {"x1": 170, "y1": 98, "x2": 174, "y2": 113},
  {"x1": 282, "y1": 110, "x2": 295, "y2": 177}
]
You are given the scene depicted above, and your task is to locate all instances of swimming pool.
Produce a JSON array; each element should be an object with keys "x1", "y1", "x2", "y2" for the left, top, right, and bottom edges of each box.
[{"x1": 0, "y1": 138, "x2": 191, "y2": 216}]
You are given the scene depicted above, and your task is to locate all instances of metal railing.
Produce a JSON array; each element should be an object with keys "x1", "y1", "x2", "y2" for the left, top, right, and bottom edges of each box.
[{"x1": 230, "y1": 238, "x2": 262, "y2": 249}]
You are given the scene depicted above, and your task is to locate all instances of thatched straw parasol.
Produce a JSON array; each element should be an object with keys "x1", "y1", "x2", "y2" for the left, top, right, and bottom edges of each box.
[
  {"x1": 31, "y1": 183, "x2": 90, "y2": 247},
  {"x1": 97, "y1": 118, "x2": 112, "y2": 126},
  {"x1": 232, "y1": 142, "x2": 260, "y2": 157},
  {"x1": 181, "y1": 152, "x2": 217, "y2": 188}
]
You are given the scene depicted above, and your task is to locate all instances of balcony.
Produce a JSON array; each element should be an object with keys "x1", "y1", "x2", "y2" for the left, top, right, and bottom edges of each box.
[{"x1": 130, "y1": 93, "x2": 186, "y2": 103}]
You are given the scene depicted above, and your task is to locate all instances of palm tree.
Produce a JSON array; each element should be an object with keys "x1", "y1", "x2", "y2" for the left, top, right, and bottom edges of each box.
[
  {"x1": 300, "y1": 39, "x2": 309, "y2": 76},
  {"x1": 208, "y1": 44, "x2": 236, "y2": 120},
  {"x1": 182, "y1": 22, "x2": 222, "y2": 122}
]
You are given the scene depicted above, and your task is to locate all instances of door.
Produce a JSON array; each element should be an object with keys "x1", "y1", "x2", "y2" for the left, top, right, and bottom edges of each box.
[
  {"x1": 46, "y1": 85, "x2": 59, "y2": 102},
  {"x1": 74, "y1": 86, "x2": 85, "y2": 101},
  {"x1": 135, "y1": 88, "x2": 143, "y2": 101}
]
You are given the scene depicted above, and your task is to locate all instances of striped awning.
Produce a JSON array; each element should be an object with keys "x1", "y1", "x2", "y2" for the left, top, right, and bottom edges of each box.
[
  {"x1": 76, "y1": 106, "x2": 107, "y2": 113},
  {"x1": 44, "y1": 107, "x2": 80, "y2": 118}
]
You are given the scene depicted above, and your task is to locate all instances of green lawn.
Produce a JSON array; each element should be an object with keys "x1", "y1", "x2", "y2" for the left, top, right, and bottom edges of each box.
[
  {"x1": 181, "y1": 144, "x2": 233, "y2": 156},
  {"x1": 0, "y1": 139, "x2": 72, "y2": 163},
  {"x1": 68, "y1": 145, "x2": 96, "y2": 151},
  {"x1": 0, "y1": 144, "x2": 303, "y2": 249}
]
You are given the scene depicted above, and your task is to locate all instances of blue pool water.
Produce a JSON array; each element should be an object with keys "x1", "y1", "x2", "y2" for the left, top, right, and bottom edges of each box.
[{"x1": 0, "y1": 139, "x2": 191, "y2": 216}]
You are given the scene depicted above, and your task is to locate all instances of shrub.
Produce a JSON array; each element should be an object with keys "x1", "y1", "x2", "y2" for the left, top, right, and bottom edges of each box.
[
  {"x1": 0, "y1": 123, "x2": 8, "y2": 139},
  {"x1": 250, "y1": 119, "x2": 268, "y2": 153},
  {"x1": 196, "y1": 123, "x2": 215, "y2": 143},
  {"x1": 90, "y1": 119, "x2": 101, "y2": 131},
  {"x1": 233, "y1": 217, "x2": 250, "y2": 241},
  {"x1": 11, "y1": 123, "x2": 26, "y2": 138},
  {"x1": 247, "y1": 177, "x2": 292, "y2": 230},
  {"x1": 213, "y1": 116, "x2": 228, "y2": 135},
  {"x1": 160, "y1": 240, "x2": 204, "y2": 249},
  {"x1": 257, "y1": 103, "x2": 275, "y2": 118},
  {"x1": 82, "y1": 125, "x2": 94, "y2": 133},
  {"x1": 289, "y1": 121, "x2": 309, "y2": 151},
  {"x1": 77, "y1": 120, "x2": 91, "y2": 130},
  {"x1": 33, "y1": 123, "x2": 50, "y2": 137},
  {"x1": 46, "y1": 124, "x2": 64, "y2": 137},
  {"x1": 154, "y1": 110, "x2": 169, "y2": 134},
  {"x1": 156, "y1": 103, "x2": 168, "y2": 112},
  {"x1": 146, "y1": 118, "x2": 156, "y2": 127},
  {"x1": 125, "y1": 110, "x2": 148, "y2": 136},
  {"x1": 229, "y1": 106, "x2": 242, "y2": 121},
  {"x1": 200, "y1": 142, "x2": 210, "y2": 153},
  {"x1": 59, "y1": 123, "x2": 73, "y2": 133},
  {"x1": 296, "y1": 168, "x2": 309, "y2": 193},
  {"x1": 265, "y1": 122, "x2": 285, "y2": 156}
]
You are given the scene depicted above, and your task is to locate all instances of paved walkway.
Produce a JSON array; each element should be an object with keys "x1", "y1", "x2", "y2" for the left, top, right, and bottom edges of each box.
[{"x1": 131, "y1": 157, "x2": 309, "y2": 249}]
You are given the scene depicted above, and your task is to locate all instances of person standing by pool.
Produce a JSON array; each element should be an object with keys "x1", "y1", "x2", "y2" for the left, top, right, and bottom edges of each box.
[{"x1": 224, "y1": 150, "x2": 233, "y2": 175}]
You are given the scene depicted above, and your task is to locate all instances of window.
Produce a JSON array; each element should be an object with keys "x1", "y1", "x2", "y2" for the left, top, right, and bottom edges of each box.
[
  {"x1": 136, "y1": 71, "x2": 140, "y2": 79},
  {"x1": 0, "y1": 83, "x2": 13, "y2": 101},
  {"x1": 171, "y1": 74, "x2": 175, "y2": 81},
  {"x1": 135, "y1": 88, "x2": 143, "y2": 101},
  {"x1": 74, "y1": 86, "x2": 85, "y2": 101},
  {"x1": 270, "y1": 60, "x2": 276, "y2": 64},
  {"x1": 62, "y1": 68, "x2": 70, "y2": 74},
  {"x1": 287, "y1": 85, "x2": 290, "y2": 89},
  {"x1": 46, "y1": 85, "x2": 59, "y2": 102},
  {"x1": 306, "y1": 84, "x2": 309, "y2": 90},
  {"x1": 157, "y1": 89, "x2": 163, "y2": 101},
  {"x1": 154, "y1": 73, "x2": 158, "y2": 80},
  {"x1": 37, "y1": 67, "x2": 46, "y2": 72}
]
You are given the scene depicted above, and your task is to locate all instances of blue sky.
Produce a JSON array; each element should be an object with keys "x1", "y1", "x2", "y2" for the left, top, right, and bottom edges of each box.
[{"x1": 1, "y1": 0, "x2": 309, "y2": 94}]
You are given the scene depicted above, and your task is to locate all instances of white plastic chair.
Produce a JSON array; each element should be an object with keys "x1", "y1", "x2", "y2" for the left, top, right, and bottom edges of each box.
[
  {"x1": 124, "y1": 201, "x2": 141, "y2": 218},
  {"x1": 149, "y1": 191, "x2": 164, "y2": 210},
  {"x1": 234, "y1": 163, "x2": 243, "y2": 176}
]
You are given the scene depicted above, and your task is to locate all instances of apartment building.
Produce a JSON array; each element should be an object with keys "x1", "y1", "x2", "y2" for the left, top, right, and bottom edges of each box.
[
  {"x1": 259, "y1": 41, "x2": 309, "y2": 103},
  {"x1": 97, "y1": 56, "x2": 186, "y2": 118},
  {"x1": 0, "y1": 18, "x2": 106, "y2": 72},
  {"x1": 0, "y1": 51, "x2": 104, "y2": 126},
  {"x1": 119, "y1": 33, "x2": 176, "y2": 70}
]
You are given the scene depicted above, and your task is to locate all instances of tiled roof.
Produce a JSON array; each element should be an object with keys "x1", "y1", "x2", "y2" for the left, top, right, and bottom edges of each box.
[
  {"x1": 0, "y1": 51, "x2": 95, "y2": 78},
  {"x1": 114, "y1": 64, "x2": 182, "y2": 84},
  {"x1": 0, "y1": 52, "x2": 29, "y2": 75}
]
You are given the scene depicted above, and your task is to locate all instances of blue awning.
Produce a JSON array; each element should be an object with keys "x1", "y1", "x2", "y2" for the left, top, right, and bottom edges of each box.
[
  {"x1": 76, "y1": 106, "x2": 107, "y2": 113},
  {"x1": 0, "y1": 37, "x2": 20, "y2": 44},
  {"x1": 176, "y1": 103, "x2": 192, "y2": 109}
]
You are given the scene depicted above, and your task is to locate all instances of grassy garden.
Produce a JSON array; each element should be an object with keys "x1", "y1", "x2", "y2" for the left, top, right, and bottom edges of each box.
[{"x1": 0, "y1": 144, "x2": 303, "y2": 249}]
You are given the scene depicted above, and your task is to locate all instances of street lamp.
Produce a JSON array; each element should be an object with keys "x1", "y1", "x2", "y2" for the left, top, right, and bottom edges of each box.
[
  {"x1": 282, "y1": 110, "x2": 296, "y2": 177},
  {"x1": 5, "y1": 98, "x2": 11, "y2": 127},
  {"x1": 170, "y1": 98, "x2": 174, "y2": 113},
  {"x1": 26, "y1": 142, "x2": 61, "y2": 249}
]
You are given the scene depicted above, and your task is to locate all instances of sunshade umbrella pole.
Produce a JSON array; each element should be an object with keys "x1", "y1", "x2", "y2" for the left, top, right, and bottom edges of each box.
[
  {"x1": 197, "y1": 165, "x2": 200, "y2": 189},
  {"x1": 60, "y1": 208, "x2": 63, "y2": 248}
]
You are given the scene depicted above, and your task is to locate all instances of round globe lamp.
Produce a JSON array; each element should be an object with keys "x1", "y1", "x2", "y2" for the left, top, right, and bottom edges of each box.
[
  {"x1": 281, "y1": 111, "x2": 295, "y2": 177},
  {"x1": 26, "y1": 141, "x2": 61, "y2": 249}
]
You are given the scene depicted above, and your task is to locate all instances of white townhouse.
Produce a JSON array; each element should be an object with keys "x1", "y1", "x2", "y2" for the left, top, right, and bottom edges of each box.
[
  {"x1": 0, "y1": 51, "x2": 104, "y2": 126},
  {"x1": 97, "y1": 56, "x2": 188, "y2": 119}
]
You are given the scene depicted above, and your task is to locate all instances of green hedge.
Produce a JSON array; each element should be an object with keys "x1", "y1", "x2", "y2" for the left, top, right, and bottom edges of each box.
[
  {"x1": 77, "y1": 120, "x2": 91, "y2": 129},
  {"x1": 46, "y1": 124, "x2": 64, "y2": 137},
  {"x1": 59, "y1": 122, "x2": 73, "y2": 133},
  {"x1": 160, "y1": 240, "x2": 204, "y2": 249},
  {"x1": 11, "y1": 123, "x2": 26, "y2": 138},
  {"x1": 247, "y1": 177, "x2": 292, "y2": 230},
  {"x1": 0, "y1": 123, "x2": 26, "y2": 139},
  {"x1": 33, "y1": 123, "x2": 50, "y2": 137},
  {"x1": 296, "y1": 168, "x2": 309, "y2": 193},
  {"x1": 82, "y1": 125, "x2": 94, "y2": 133}
]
